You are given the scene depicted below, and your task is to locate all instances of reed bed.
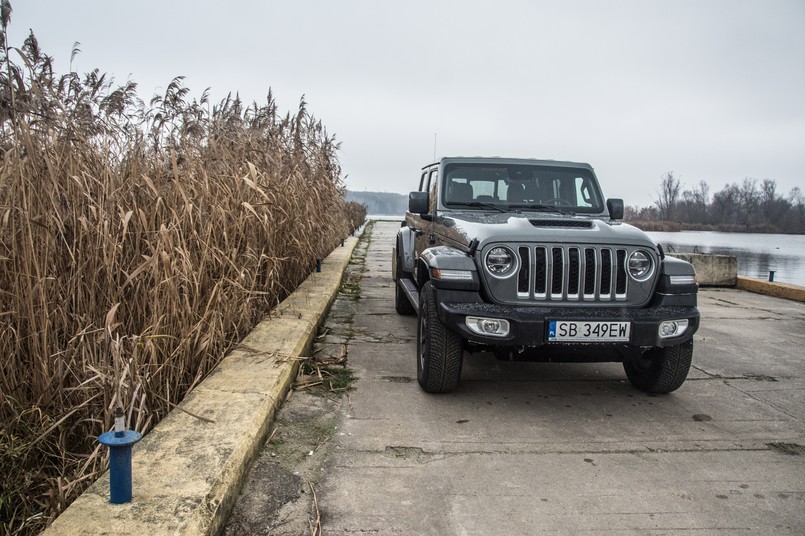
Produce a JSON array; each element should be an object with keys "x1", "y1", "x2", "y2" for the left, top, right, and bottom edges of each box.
[{"x1": 0, "y1": 6, "x2": 365, "y2": 533}]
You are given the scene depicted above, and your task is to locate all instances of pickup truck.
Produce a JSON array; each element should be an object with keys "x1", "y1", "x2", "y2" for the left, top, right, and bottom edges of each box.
[{"x1": 392, "y1": 157, "x2": 700, "y2": 394}]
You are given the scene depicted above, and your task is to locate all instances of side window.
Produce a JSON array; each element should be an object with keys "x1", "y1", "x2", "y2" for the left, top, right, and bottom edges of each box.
[
  {"x1": 473, "y1": 181, "x2": 494, "y2": 198},
  {"x1": 575, "y1": 177, "x2": 590, "y2": 207},
  {"x1": 419, "y1": 171, "x2": 428, "y2": 192},
  {"x1": 497, "y1": 179, "x2": 509, "y2": 201},
  {"x1": 575, "y1": 177, "x2": 598, "y2": 208}
]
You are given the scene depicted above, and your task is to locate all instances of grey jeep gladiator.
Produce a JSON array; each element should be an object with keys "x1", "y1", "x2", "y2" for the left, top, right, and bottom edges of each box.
[{"x1": 392, "y1": 157, "x2": 700, "y2": 394}]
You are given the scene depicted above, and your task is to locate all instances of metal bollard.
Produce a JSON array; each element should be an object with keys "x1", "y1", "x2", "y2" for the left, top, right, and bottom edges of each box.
[
  {"x1": 98, "y1": 407, "x2": 142, "y2": 504},
  {"x1": 769, "y1": 270, "x2": 775, "y2": 282},
  {"x1": 341, "y1": 238, "x2": 345, "y2": 247},
  {"x1": 315, "y1": 259, "x2": 322, "y2": 272}
]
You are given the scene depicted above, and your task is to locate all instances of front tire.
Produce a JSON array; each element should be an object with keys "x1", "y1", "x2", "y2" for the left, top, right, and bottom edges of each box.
[
  {"x1": 417, "y1": 281, "x2": 463, "y2": 393},
  {"x1": 623, "y1": 341, "x2": 693, "y2": 394}
]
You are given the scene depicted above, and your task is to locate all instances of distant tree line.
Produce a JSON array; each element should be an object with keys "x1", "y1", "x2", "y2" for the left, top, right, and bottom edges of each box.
[
  {"x1": 625, "y1": 172, "x2": 805, "y2": 234},
  {"x1": 346, "y1": 190, "x2": 408, "y2": 216}
]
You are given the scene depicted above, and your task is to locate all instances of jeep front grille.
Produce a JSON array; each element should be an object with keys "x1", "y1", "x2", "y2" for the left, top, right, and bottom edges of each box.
[{"x1": 483, "y1": 244, "x2": 655, "y2": 306}]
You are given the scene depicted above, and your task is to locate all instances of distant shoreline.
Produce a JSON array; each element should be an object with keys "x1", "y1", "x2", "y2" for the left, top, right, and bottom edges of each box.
[
  {"x1": 627, "y1": 220, "x2": 804, "y2": 235},
  {"x1": 367, "y1": 214, "x2": 404, "y2": 221}
]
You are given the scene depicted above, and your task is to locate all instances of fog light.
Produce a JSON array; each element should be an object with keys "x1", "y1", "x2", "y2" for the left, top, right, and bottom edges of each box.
[
  {"x1": 466, "y1": 316, "x2": 510, "y2": 337},
  {"x1": 659, "y1": 319, "x2": 689, "y2": 339},
  {"x1": 482, "y1": 320, "x2": 500, "y2": 333}
]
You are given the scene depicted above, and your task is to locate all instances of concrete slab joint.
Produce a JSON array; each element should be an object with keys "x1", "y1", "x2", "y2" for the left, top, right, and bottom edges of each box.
[{"x1": 43, "y1": 229, "x2": 365, "y2": 536}]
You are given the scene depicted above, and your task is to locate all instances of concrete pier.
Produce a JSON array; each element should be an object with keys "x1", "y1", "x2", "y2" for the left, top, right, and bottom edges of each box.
[
  {"x1": 47, "y1": 221, "x2": 805, "y2": 535},
  {"x1": 229, "y1": 221, "x2": 805, "y2": 535}
]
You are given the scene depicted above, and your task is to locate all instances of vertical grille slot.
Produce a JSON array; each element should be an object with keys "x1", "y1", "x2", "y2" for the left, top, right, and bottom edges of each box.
[
  {"x1": 583, "y1": 248, "x2": 596, "y2": 297},
  {"x1": 600, "y1": 248, "x2": 612, "y2": 298},
  {"x1": 551, "y1": 247, "x2": 564, "y2": 297},
  {"x1": 616, "y1": 249, "x2": 627, "y2": 296},
  {"x1": 567, "y1": 247, "x2": 580, "y2": 298},
  {"x1": 517, "y1": 247, "x2": 530, "y2": 296},
  {"x1": 534, "y1": 247, "x2": 547, "y2": 296}
]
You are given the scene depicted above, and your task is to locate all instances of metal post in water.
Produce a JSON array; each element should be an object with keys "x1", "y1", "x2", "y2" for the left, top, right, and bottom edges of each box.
[{"x1": 98, "y1": 407, "x2": 142, "y2": 504}]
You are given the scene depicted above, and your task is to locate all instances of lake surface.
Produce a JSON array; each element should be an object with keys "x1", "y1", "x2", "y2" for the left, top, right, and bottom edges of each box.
[
  {"x1": 647, "y1": 231, "x2": 805, "y2": 287},
  {"x1": 368, "y1": 217, "x2": 805, "y2": 288}
]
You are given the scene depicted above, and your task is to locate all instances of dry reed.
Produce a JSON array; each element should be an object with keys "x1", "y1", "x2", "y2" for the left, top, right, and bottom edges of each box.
[{"x1": 0, "y1": 4, "x2": 362, "y2": 533}]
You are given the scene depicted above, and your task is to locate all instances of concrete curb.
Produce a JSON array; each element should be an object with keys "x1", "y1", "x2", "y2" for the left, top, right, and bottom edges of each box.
[
  {"x1": 43, "y1": 231, "x2": 364, "y2": 535},
  {"x1": 671, "y1": 253, "x2": 737, "y2": 286},
  {"x1": 736, "y1": 275, "x2": 805, "y2": 303}
]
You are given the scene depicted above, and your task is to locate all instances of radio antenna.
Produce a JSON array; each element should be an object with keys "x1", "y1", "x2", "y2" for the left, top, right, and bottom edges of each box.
[{"x1": 433, "y1": 132, "x2": 437, "y2": 162}]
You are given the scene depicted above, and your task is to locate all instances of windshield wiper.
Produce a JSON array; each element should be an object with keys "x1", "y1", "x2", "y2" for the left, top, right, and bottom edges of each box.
[
  {"x1": 508, "y1": 203, "x2": 575, "y2": 215},
  {"x1": 461, "y1": 202, "x2": 508, "y2": 213}
]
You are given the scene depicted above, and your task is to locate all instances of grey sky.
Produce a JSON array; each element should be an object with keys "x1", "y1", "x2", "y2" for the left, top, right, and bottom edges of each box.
[{"x1": 8, "y1": 0, "x2": 805, "y2": 207}]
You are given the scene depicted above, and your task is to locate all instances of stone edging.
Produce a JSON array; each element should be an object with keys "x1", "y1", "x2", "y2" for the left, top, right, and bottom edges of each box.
[{"x1": 736, "y1": 276, "x2": 805, "y2": 303}]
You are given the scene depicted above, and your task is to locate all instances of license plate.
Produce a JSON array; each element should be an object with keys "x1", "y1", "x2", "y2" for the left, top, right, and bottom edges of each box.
[{"x1": 548, "y1": 320, "x2": 630, "y2": 342}]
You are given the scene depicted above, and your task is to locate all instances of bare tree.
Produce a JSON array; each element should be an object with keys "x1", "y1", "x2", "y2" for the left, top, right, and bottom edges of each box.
[
  {"x1": 759, "y1": 179, "x2": 788, "y2": 226},
  {"x1": 711, "y1": 183, "x2": 740, "y2": 224},
  {"x1": 654, "y1": 171, "x2": 682, "y2": 220},
  {"x1": 737, "y1": 178, "x2": 759, "y2": 228}
]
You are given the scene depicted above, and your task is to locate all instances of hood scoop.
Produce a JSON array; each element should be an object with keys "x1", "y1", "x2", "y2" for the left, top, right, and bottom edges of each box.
[{"x1": 529, "y1": 219, "x2": 593, "y2": 228}]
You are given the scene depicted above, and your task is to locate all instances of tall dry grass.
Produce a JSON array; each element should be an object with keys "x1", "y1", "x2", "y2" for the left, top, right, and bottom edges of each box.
[{"x1": 0, "y1": 5, "x2": 357, "y2": 534}]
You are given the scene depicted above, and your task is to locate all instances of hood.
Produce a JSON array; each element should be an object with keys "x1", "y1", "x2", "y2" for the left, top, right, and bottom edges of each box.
[{"x1": 435, "y1": 211, "x2": 656, "y2": 250}]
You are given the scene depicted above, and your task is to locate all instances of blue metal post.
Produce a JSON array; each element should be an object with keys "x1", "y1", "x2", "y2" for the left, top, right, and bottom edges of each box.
[
  {"x1": 316, "y1": 259, "x2": 322, "y2": 272},
  {"x1": 769, "y1": 271, "x2": 775, "y2": 282},
  {"x1": 98, "y1": 407, "x2": 142, "y2": 504}
]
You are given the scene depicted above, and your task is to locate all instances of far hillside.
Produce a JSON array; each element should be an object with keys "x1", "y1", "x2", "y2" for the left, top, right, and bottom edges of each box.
[{"x1": 346, "y1": 190, "x2": 408, "y2": 216}]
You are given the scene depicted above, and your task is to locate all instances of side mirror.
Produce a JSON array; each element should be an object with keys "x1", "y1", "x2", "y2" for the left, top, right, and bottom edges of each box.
[
  {"x1": 409, "y1": 191, "x2": 429, "y2": 214},
  {"x1": 606, "y1": 198, "x2": 624, "y2": 220}
]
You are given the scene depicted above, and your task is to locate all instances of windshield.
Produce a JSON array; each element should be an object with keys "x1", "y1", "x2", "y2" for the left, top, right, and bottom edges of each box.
[{"x1": 442, "y1": 163, "x2": 604, "y2": 214}]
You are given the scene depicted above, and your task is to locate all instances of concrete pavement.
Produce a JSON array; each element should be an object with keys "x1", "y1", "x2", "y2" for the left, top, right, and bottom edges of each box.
[{"x1": 231, "y1": 221, "x2": 805, "y2": 535}]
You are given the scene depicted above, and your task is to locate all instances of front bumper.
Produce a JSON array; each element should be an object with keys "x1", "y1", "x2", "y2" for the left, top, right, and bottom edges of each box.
[{"x1": 438, "y1": 297, "x2": 699, "y2": 349}]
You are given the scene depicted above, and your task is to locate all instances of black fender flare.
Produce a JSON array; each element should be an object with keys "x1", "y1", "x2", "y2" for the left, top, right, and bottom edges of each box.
[
  {"x1": 395, "y1": 227, "x2": 417, "y2": 277},
  {"x1": 416, "y1": 245, "x2": 479, "y2": 290}
]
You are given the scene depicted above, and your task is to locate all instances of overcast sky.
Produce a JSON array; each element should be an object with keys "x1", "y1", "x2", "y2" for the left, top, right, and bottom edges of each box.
[{"x1": 8, "y1": 0, "x2": 805, "y2": 207}]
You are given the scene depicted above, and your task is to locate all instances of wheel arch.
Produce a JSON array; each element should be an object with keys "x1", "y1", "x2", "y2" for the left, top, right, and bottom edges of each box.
[
  {"x1": 397, "y1": 227, "x2": 416, "y2": 275},
  {"x1": 417, "y1": 245, "x2": 479, "y2": 290}
]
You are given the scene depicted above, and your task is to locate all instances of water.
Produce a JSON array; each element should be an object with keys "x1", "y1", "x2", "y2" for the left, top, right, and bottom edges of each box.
[
  {"x1": 647, "y1": 231, "x2": 805, "y2": 287},
  {"x1": 368, "y1": 214, "x2": 404, "y2": 221}
]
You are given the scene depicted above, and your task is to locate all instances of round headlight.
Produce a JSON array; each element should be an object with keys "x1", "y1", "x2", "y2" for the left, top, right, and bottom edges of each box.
[
  {"x1": 485, "y1": 246, "x2": 516, "y2": 277},
  {"x1": 627, "y1": 250, "x2": 654, "y2": 281}
]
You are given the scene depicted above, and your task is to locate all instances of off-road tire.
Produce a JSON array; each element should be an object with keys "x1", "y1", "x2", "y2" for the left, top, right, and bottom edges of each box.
[
  {"x1": 623, "y1": 340, "x2": 693, "y2": 394},
  {"x1": 394, "y1": 254, "x2": 416, "y2": 315},
  {"x1": 417, "y1": 281, "x2": 463, "y2": 393}
]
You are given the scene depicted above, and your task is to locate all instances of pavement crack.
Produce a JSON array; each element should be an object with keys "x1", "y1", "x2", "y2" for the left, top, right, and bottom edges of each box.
[
  {"x1": 352, "y1": 444, "x2": 777, "y2": 459},
  {"x1": 721, "y1": 380, "x2": 803, "y2": 421}
]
